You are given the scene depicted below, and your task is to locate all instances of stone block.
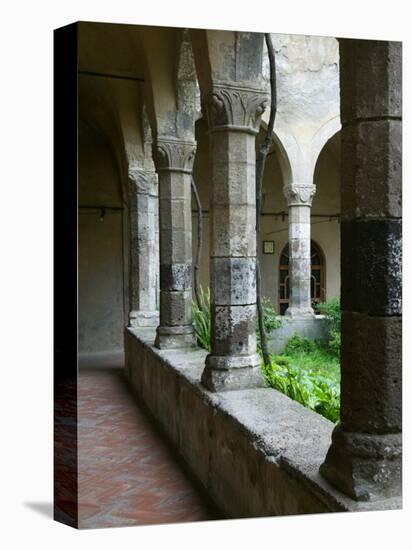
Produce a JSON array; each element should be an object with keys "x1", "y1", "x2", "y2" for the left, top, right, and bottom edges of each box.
[
  {"x1": 289, "y1": 206, "x2": 311, "y2": 224},
  {"x1": 211, "y1": 258, "x2": 256, "y2": 305},
  {"x1": 202, "y1": 353, "x2": 264, "y2": 392},
  {"x1": 290, "y1": 238, "x2": 311, "y2": 260},
  {"x1": 160, "y1": 263, "x2": 192, "y2": 291},
  {"x1": 340, "y1": 39, "x2": 402, "y2": 123},
  {"x1": 128, "y1": 169, "x2": 158, "y2": 196},
  {"x1": 236, "y1": 32, "x2": 265, "y2": 81},
  {"x1": 160, "y1": 229, "x2": 192, "y2": 263},
  {"x1": 155, "y1": 324, "x2": 194, "y2": 349},
  {"x1": 159, "y1": 198, "x2": 192, "y2": 231},
  {"x1": 201, "y1": 363, "x2": 264, "y2": 392},
  {"x1": 211, "y1": 204, "x2": 256, "y2": 257},
  {"x1": 341, "y1": 219, "x2": 402, "y2": 315},
  {"x1": 340, "y1": 312, "x2": 401, "y2": 433},
  {"x1": 129, "y1": 310, "x2": 159, "y2": 328},
  {"x1": 211, "y1": 304, "x2": 257, "y2": 355},
  {"x1": 211, "y1": 129, "x2": 255, "y2": 165},
  {"x1": 320, "y1": 425, "x2": 401, "y2": 501},
  {"x1": 289, "y1": 222, "x2": 310, "y2": 240},
  {"x1": 212, "y1": 161, "x2": 256, "y2": 206},
  {"x1": 341, "y1": 120, "x2": 402, "y2": 220},
  {"x1": 158, "y1": 172, "x2": 191, "y2": 201},
  {"x1": 159, "y1": 289, "x2": 192, "y2": 326},
  {"x1": 289, "y1": 257, "x2": 311, "y2": 277}
]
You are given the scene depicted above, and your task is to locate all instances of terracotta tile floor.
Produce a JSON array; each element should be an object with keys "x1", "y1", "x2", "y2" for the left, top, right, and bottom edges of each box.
[{"x1": 78, "y1": 365, "x2": 220, "y2": 529}]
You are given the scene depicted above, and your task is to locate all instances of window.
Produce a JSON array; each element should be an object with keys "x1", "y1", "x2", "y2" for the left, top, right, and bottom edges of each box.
[{"x1": 278, "y1": 241, "x2": 325, "y2": 314}]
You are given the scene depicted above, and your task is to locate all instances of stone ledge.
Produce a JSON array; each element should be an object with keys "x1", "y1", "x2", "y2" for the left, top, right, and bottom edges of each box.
[{"x1": 125, "y1": 327, "x2": 401, "y2": 518}]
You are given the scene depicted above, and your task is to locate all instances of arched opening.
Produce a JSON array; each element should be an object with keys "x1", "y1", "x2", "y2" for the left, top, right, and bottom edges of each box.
[
  {"x1": 256, "y1": 125, "x2": 290, "y2": 309},
  {"x1": 78, "y1": 117, "x2": 126, "y2": 355},
  {"x1": 278, "y1": 240, "x2": 326, "y2": 315},
  {"x1": 312, "y1": 129, "x2": 340, "y2": 301}
]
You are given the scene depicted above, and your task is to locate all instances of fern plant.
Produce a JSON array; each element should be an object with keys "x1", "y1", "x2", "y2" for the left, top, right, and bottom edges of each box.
[{"x1": 192, "y1": 286, "x2": 211, "y2": 352}]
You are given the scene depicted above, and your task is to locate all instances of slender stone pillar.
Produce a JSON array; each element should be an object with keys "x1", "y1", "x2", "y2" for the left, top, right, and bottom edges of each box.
[
  {"x1": 128, "y1": 167, "x2": 159, "y2": 327},
  {"x1": 284, "y1": 183, "x2": 316, "y2": 318},
  {"x1": 320, "y1": 39, "x2": 402, "y2": 501},
  {"x1": 200, "y1": 82, "x2": 268, "y2": 391},
  {"x1": 153, "y1": 136, "x2": 196, "y2": 349}
]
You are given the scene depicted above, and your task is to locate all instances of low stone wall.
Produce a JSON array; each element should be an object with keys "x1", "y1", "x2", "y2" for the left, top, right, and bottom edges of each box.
[
  {"x1": 125, "y1": 327, "x2": 400, "y2": 518},
  {"x1": 268, "y1": 315, "x2": 330, "y2": 355}
]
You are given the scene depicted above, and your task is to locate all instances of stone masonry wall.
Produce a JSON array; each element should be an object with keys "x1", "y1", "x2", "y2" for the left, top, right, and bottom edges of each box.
[{"x1": 125, "y1": 328, "x2": 401, "y2": 517}]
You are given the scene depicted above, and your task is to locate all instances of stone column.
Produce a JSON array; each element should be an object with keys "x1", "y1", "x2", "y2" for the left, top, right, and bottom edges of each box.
[
  {"x1": 284, "y1": 183, "x2": 316, "y2": 318},
  {"x1": 320, "y1": 40, "x2": 402, "y2": 501},
  {"x1": 153, "y1": 136, "x2": 197, "y2": 349},
  {"x1": 200, "y1": 82, "x2": 268, "y2": 391},
  {"x1": 128, "y1": 167, "x2": 159, "y2": 327}
]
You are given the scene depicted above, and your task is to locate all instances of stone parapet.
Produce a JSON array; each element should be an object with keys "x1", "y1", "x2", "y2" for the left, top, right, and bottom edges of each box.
[{"x1": 125, "y1": 328, "x2": 401, "y2": 516}]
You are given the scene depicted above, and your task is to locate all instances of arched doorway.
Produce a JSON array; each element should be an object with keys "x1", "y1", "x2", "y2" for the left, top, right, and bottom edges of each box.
[{"x1": 278, "y1": 240, "x2": 326, "y2": 315}]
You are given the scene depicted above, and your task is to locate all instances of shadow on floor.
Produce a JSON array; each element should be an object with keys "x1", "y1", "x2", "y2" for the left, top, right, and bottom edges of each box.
[{"x1": 23, "y1": 502, "x2": 53, "y2": 519}]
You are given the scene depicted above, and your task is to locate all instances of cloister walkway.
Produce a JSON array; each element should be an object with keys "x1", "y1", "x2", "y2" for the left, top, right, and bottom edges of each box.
[{"x1": 78, "y1": 361, "x2": 220, "y2": 528}]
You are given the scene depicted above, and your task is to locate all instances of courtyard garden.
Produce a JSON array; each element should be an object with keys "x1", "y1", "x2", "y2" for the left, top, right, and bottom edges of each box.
[{"x1": 192, "y1": 290, "x2": 341, "y2": 423}]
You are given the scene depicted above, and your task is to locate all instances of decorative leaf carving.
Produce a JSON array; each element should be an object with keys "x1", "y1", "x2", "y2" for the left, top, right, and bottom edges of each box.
[
  {"x1": 203, "y1": 82, "x2": 268, "y2": 132},
  {"x1": 154, "y1": 138, "x2": 197, "y2": 173},
  {"x1": 284, "y1": 184, "x2": 316, "y2": 206}
]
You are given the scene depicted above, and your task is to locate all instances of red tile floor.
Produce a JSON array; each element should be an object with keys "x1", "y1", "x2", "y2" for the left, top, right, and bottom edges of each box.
[{"x1": 78, "y1": 365, "x2": 221, "y2": 528}]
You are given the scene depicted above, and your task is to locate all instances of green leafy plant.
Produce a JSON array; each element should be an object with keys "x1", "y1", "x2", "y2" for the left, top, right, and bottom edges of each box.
[
  {"x1": 262, "y1": 356, "x2": 340, "y2": 423},
  {"x1": 284, "y1": 333, "x2": 317, "y2": 355},
  {"x1": 312, "y1": 376, "x2": 340, "y2": 423},
  {"x1": 317, "y1": 297, "x2": 341, "y2": 357},
  {"x1": 317, "y1": 296, "x2": 341, "y2": 331},
  {"x1": 260, "y1": 298, "x2": 282, "y2": 333},
  {"x1": 257, "y1": 298, "x2": 282, "y2": 353},
  {"x1": 192, "y1": 287, "x2": 211, "y2": 352},
  {"x1": 328, "y1": 329, "x2": 341, "y2": 357},
  {"x1": 191, "y1": 290, "x2": 341, "y2": 423}
]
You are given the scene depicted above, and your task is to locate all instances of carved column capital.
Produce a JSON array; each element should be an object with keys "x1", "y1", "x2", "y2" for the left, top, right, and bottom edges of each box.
[
  {"x1": 203, "y1": 81, "x2": 268, "y2": 135},
  {"x1": 128, "y1": 167, "x2": 158, "y2": 196},
  {"x1": 153, "y1": 137, "x2": 197, "y2": 174},
  {"x1": 283, "y1": 183, "x2": 316, "y2": 207}
]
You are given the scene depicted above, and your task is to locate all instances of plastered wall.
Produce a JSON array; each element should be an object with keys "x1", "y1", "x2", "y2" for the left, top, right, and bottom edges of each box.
[{"x1": 78, "y1": 121, "x2": 126, "y2": 353}]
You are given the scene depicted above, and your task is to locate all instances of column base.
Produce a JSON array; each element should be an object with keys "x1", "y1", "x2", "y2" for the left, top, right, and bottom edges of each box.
[
  {"x1": 320, "y1": 424, "x2": 402, "y2": 501},
  {"x1": 129, "y1": 310, "x2": 159, "y2": 328},
  {"x1": 201, "y1": 353, "x2": 264, "y2": 392},
  {"x1": 285, "y1": 306, "x2": 315, "y2": 319},
  {"x1": 154, "y1": 324, "x2": 194, "y2": 349}
]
